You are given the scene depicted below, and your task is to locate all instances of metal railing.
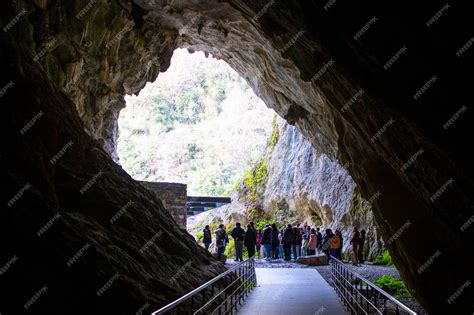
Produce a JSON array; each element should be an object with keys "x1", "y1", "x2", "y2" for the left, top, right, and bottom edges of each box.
[
  {"x1": 151, "y1": 257, "x2": 257, "y2": 315},
  {"x1": 330, "y1": 257, "x2": 416, "y2": 315}
]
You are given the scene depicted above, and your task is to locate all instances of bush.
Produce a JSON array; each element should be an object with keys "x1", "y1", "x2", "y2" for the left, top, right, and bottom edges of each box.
[
  {"x1": 374, "y1": 275, "x2": 411, "y2": 298},
  {"x1": 196, "y1": 231, "x2": 204, "y2": 242},
  {"x1": 373, "y1": 250, "x2": 393, "y2": 266}
]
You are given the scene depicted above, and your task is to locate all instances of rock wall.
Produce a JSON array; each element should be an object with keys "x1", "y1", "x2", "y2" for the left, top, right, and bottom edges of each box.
[
  {"x1": 263, "y1": 122, "x2": 383, "y2": 259},
  {"x1": 1, "y1": 0, "x2": 472, "y2": 312},
  {"x1": 140, "y1": 181, "x2": 187, "y2": 229}
]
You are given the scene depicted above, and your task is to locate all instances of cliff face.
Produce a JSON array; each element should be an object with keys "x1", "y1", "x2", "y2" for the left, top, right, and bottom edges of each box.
[
  {"x1": 1, "y1": 0, "x2": 472, "y2": 313},
  {"x1": 262, "y1": 122, "x2": 382, "y2": 259}
]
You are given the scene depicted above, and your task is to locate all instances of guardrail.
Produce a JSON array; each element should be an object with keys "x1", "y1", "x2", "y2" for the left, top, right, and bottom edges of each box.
[
  {"x1": 151, "y1": 257, "x2": 256, "y2": 315},
  {"x1": 330, "y1": 257, "x2": 416, "y2": 315}
]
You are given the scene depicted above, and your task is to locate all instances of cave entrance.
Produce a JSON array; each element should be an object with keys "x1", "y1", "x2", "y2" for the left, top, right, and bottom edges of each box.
[{"x1": 117, "y1": 48, "x2": 276, "y2": 196}]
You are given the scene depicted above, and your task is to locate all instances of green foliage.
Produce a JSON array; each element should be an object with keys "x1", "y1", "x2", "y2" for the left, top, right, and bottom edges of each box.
[
  {"x1": 374, "y1": 275, "x2": 411, "y2": 299},
  {"x1": 196, "y1": 231, "x2": 204, "y2": 241},
  {"x1": 242, "y1": 159, "x2": 267, "y2": 199},
  {"x1": 373, "y1": 250, "x2": 394, "y2": 266},
  {"x1": 267, "y1": 114, "x2": 279, "y2": 149},
  {"x1": 224, "y1": 238, "x2": 235, "y2": 258}
]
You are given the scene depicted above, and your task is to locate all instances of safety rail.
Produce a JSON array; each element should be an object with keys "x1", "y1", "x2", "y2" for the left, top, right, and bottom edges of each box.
[
  {"x1": 151, "y1": 257, "x2": 256, "y2": 315},
  {"x1": 330, "y1": 257, "x2": 416, "y2": 315}
]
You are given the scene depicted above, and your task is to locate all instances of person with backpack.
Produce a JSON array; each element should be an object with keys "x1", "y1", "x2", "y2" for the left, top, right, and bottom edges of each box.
[
  {"x1": 231, "y1": 222, "x2": 245, "y2": 262},
  {"x1": 271, "y1": 223, "x2": 280, "y2": 259},
  {"x1": 215, "y1": 224, "x2": 229, "y2": 261},
  {"x1": 244, "y1": 223, "x2": 257, "y2": 258},
  {"x1": 203, "y1": 225, "x2": 212, "y2": 251},
  {"x1": 261, "y1": 224, "x2": 273, "y2": 261},
  {"x1": 307, "y1": 228, "x2": 317, "y2": 255},
  {"x1": 322, "y1": 229, "x2": 333, "y2": 262},
  {"x1": 329, "y1": 231, "x2": 341, "y2": 259},
  {"x1": 358, "y1": 229, "x2": 366, "y2": 264},
  {"x1": 292, "y1": 226, "x2": 302, "y2": 260},
  {"x1": 282, "y1": 224, "x2": 294, "y2": 261}
]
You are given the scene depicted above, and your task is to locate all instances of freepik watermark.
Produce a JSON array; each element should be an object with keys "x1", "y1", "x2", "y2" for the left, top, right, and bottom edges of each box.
[
  {"x1": 33, "y1": 38, "x2": 58, "y2": 63},
  {"x1": 447, "y1": 280, "x2": 471, "y2": 304},
  {"x1": 76, "y1": 0, "x2": 97, "y2": 19},
  {"x1": 413, "y1": 76, "x2": 437, "y2": 100},
  {"x1": 324, "y1": 0, "x2": 337, "y2": 11},
  {"x1": 24, "y1": 285, "x2": 48, "y2": 310},
  {"x1": 443, "y1": 105, "x2": 467, "y2": 129},
  {"x1": 140, "y1": 231, "x2": 163, "y2": 253},
  {"x1": 37, "y1": 213, "x2": 61, "y2": 237},
  {"x1": 417, "y1": 250, "x2": 441, "y2": 274},
  {"x1": 66, "y1": 242, "x2": 91, "y2": 267},
  {"x1": 136, "y1": 302, "x2": 150, "y2": 315},
  {"x1": 281, "y1": 29, "x2": 305, "y2": 53},
  {"x1": 252, "y1": 0, "x2": 276, "y2": 21},
  {"x1": 0, "y1": 255, "x2": 19, "y2": 275},
  {"x1": 106, "y1": 22, "x2": 135, "y2": 49},
  {"x1": 64, "y1": 67, "x2": 88, "y2": 93},
  {"x1": 7, "y1": 183, "x2": 31, "y2": 207},
  {"x1": 459, "y1": 215, "x2": 474, "y2": 232},
  {"x1": 341, "y1": 89, "x2": 364, "y2": 112},
  {"x1": 430, "y1": 178, "x2": 454, "y2": 202},
  {"x1": 400, "y1": 148, "x2": 424, "y2": 172},
  {"x1": 169, "y1": 262, "x2": 192, "y2": 284},
  {"x1": 3, "y1": 8, "x2": 27, "y2": 32},
  {"x1": 426, "y1": 3, "x2": 450, "y2": 27},
  {"x1": 110, "y1": 201, "x2": 134, "y2": 224},
  {"x1": 456, "y1": 37, "x2": 474, "y2": 57},
  {"x1": 383, "y1": 46, "x2": 407, "y2": 70},
  {"x1": 353, "y1": 16, "x2": 378, "y2": 40},
  {"x1": 50, "y1": 141, "x2": 74, "y2": 164},
  {"x1": 80, "y1": 170, "x2": 104, "y2": 194},
  {"x1": 371, "y1": 118, "x2": 395, "y2": 142},
  {"x1": 0, "y1": 81, "x2": 14, "y2": 98},
  {"x1": 314, "y1": 306, "x2": 327, "y2": 315},
  {"x1": 311, "y1": 59, "x2": 335, "y2": 81},
  {"x1": 387, "y1": 220, "x2": 412, "y2": 245},
  {"x1": 20, "y1": 111, "x2": 44, "y2": 135},
  {"x1": 97, "y1": 273, "x2": 120, "y2": 296}
]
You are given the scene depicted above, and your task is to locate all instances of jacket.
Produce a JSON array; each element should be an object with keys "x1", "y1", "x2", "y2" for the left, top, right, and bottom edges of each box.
[
  {"x1": 261, "y1": 227, "x2": 272, "y2": 245},
  {"x1": 244, "y1": 228, "x2": 257, "y2": 247},
  {"x1": 231, "y1": 226, "x2": 245, "y2": 241},
  {"x1": 203, "y1": 229, "x2": 212, "y2": 243},
  {"x1": 282, "y1": 228, "x2": 294, "y2": 244}
]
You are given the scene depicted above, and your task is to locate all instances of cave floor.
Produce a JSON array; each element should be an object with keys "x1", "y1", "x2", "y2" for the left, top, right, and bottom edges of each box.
[{"x1": 237, "y1": 268, "x2": 350, "y2": 315}]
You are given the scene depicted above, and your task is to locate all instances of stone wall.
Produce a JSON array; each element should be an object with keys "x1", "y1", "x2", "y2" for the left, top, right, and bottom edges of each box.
[{"x1": 140, "y1": 182, "x2": 187, "y2": 229}]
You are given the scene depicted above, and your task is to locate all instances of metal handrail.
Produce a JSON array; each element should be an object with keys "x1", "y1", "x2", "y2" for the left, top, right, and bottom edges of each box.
[
  {"x1": 152, "y1": 257, "x2": 256, "y2": 315},
  {"x1": 330, "y1": 257, "x2": 416, "y2": 315}
]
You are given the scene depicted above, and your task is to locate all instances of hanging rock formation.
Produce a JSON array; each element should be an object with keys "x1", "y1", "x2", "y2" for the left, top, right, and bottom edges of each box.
[{"x1": 1, "y1": 0, "x2": 472, "y2": 313}]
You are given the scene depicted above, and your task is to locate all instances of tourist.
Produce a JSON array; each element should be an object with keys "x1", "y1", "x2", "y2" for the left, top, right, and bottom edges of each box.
[
  {"x1": 329, "y1": 231, "x2": 341, "y2": 259},
  {"x1": 231, "y1": 222, "x2": 245, "y2": 262},
  {"x1": 256, "y1": 230, "x2": 262, "y2": 258},
  {"x1": 350, "y1": 226, "x2": 360, "y2": 266},
  {"x1": 292, "y1": 226, "x2": 302, "y2": 260},
  {"x1": 278, "y1": 231, "x2": 284, "y2": 259},
  {"x1": 302, "y1": 234, "x2": 309, "y2": 256},
  {"x1": 244, "y1": 223, "x2": 257, "y2": 258},
  {"x1": 358, "y1": 229, "x2": 366, "y2": 264},
  {"x1": 215, "y1": 224, "x2": 229, "y2": 261},
  {"x1": 316, "y1": 227, "x2": 323, "y2": 252},
  {"x1": 307, "y1": 228, "x2": 317, "y2": 255},
  {"x1": 261, "y1": 224, "x2": 273, "y2": 261},
  {"x1": 282, "y1": 224, "x2": 294, "y2": 261},
  {"x1": 203, "y1": 225, "x2": 212, "y2": 251},
  {"x1": 322, "y1": 229, "x2": 333, "y2": 262},
  {"x1": 335, "y1": 230, "x2": 343, "y2": 260},
  {"x1": 271, "y1": 223, "x2": 280, "y2": 259}
]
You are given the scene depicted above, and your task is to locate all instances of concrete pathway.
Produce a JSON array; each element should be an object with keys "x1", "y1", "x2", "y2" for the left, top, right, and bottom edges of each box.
[{"x1": 238, "y1": 268, "x2": 350, "y2": 315}]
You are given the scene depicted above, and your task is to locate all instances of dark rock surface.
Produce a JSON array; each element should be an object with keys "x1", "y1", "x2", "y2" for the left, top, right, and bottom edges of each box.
[{"x1": 1, "y1": 0, "x2": 473, "y2": 313}]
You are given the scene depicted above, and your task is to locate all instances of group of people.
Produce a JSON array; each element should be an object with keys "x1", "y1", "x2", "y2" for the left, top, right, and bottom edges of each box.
[{"x1": 202, "y1": 222, "x2": 367, "y2": 265}]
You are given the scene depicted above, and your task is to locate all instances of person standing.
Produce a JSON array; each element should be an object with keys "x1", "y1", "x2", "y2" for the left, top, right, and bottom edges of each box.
[
  {"x1": 282, "y1": 224, "x2": 294, "y2": 261},
  {"x1": 350, "y1": 226, "x2": 360, "y2": 266},
  {"x1": 215, "y1": 224, "x2": 229, "y2": 261},
  {"x1": 329, "y1": 231, "x2": 341, "y2": 259},
  {"x1": 244, "y1": 223, "x2": 257, "y2": 258},
  {"x1": 358, "y1": 229, "x2": 366, "y2": 264},
  {"x1": 322, "y1": 229, "x2": 333, "y2": 262},
  {"x1": 256, "y1": 230, "x2": 262, "y2": 258},
  {"x1": 261, "y1": 224, "x2": 273, "y2": 261},
  {"x1": 302, "y1": 234, "x2": 309, "y2": 256},
  {"x1": 271, "y1": 223, "x2": 280, "y2": 259},
  {"x1": 335, "y1": 230, "x2": 343, "y2": 259},
  {"x1": 231, "y1": 222, "x2": 245, "y2": 262},
  {"x1": 278, "y1": 231, "x2": 284, "y2": 258},
  {"x1": 292, "y1": 226, "x2": 302, "y2": 260},
  {"x1": 307, "y1": 228, "x2": 317, "y2": 255},
  {"x1": 316, "y1": 227, "x2": 323, "y2": 252},
  {"x1": 203, "y1": 225, "x2": 212, "y2": 251}
]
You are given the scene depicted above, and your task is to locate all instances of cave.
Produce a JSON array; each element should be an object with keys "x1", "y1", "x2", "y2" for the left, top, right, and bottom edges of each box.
[{"x1": 1, "y1": 0, "x2": 472, "y2": 314}]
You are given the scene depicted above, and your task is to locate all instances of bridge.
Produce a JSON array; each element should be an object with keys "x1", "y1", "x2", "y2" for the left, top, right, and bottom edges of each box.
[{"x1": 187, "y1": 196, "x2": 232, "y2": 216}]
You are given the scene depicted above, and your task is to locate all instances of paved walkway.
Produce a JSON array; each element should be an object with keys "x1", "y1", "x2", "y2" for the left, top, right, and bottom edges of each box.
[{"x1": 238, "y1": 268, "x2": 350, "y2": 315}]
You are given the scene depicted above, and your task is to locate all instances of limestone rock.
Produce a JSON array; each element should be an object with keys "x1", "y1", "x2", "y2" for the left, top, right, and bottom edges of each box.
[{"x1": 297, "y1": 254, "x2": 329, "y2": 266}]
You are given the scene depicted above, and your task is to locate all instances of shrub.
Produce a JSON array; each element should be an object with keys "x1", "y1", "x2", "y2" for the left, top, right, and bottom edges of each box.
[
  {"x1": 374, "y1": 275, "x2": 411, "y2": 298},
  {"x1": 373, "y1": 250, "x2": 393, "y2": 266},
  {"x1": 196, "y1": 231, "x2": 204, "y2": 241}
]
